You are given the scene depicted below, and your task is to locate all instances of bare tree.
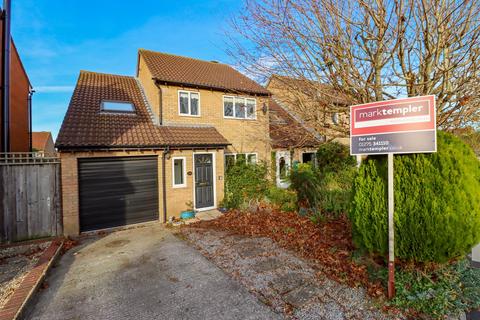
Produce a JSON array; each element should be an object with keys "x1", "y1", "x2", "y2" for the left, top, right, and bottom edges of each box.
[{"x1": 227, "y1": 0, "x2": 480, "y2": 137}]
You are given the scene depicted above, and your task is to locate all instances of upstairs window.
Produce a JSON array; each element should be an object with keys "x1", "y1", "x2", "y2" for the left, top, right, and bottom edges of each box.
[
  {"x1": 178, "y1": 90, "x2": 200, "y2": 116},
  {"x1": 101, "y1": 101, "x2": 135, "y2": 113},
  {"x1": 224, "y1": 96, "x2": 256, "y2": 119}
]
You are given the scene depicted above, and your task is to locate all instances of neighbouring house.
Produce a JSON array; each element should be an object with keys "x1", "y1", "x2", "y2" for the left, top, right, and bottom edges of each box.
[
  {"x1": 266, "y1": 74, "x2": 350, "y2": 145},
  {"x1": 32, "y1": 131, "x2": 55, "y2": 155},
  {"x1": 0, "y1": 4, "x2": 33, "y2": 153},
  {"x1": 56, "y1": 49, "x2": 271, "y2": 235},
  {"x1": 269, "y1": 99, "x2": 322, "y2": 188}
]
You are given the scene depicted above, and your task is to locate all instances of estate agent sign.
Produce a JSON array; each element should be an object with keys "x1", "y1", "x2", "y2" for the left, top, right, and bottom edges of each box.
[
  {"x1": 350, "y1": 95, "x2": 437, "y2": 299},
  {"x1": 350, "y1": 95, "x2": 436, "y2": 155}
]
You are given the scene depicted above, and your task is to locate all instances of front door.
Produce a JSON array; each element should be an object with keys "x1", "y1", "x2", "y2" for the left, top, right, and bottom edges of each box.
[{"x1": 194, "y1": 154, "x2": 214, "y2": 209}]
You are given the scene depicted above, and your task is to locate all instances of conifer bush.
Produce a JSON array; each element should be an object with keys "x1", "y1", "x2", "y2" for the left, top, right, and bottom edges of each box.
[{"x1": 350, "y1": 131, "x2": 480, "y2": 262}]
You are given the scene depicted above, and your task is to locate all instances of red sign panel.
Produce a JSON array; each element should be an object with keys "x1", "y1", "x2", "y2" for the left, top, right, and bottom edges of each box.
[{"x1": 350, "y1": 95, "x2": 437, "y2": 155}]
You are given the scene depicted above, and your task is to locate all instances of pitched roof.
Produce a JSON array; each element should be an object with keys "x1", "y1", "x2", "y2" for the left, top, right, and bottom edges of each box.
[
  {"x1": 139, "y1": 49, "x2": 270, "y2": 96},
  {"x1": 269, "y1": 99, "x2": 322, "y2": 149},
  {"x1": 267, "y1": 74, "x2": 351, "y2": 105},
  {"x1": 32, "y1": 131, "x2": 52, "y2": 151},
  {"x1": 55, "y1": 71, "x2": 229, "y2": 150}
]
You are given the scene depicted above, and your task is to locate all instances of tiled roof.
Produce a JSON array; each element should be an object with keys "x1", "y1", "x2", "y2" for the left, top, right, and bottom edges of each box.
[
  {"x1": 139, "y1": 49, "x2": 270, "y2": 96},
  {"x1": 269, "y1": 99, "x2": 322, "y2": 149},
  {"x1": 32, "y1": 132, "x2": 52, "y2": 151},
  {"x1": 55, "y1": 71, "x2": 229, "y2": 149},
  {"x1": 268, "y1": 75, "x2": 351, "y2": 105}
]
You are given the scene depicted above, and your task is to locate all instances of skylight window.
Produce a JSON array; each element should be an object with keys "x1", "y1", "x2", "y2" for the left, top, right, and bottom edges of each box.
[{"x1": 101, "y1": 101, "x2": 135, "y2": 113}]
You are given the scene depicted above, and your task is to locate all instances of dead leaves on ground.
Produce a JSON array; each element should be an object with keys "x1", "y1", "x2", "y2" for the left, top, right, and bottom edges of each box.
[{"x1": 188, "y1": 206, "x2": 385, "y2": 298}]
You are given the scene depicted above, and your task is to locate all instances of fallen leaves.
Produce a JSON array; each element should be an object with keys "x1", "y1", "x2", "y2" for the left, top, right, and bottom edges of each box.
[
  {"x1": 187, "y1": 206, "x2": 385, "y2": 298},
  {"x1": 61, "y1": 238, "x2": 79, "y2": 254}
]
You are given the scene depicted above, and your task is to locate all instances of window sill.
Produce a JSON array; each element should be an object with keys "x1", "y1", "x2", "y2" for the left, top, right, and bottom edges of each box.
[
  {"x1": 179, "y1": 113, "x2": 201, "y2": 118},
  {"x1": 223, "y1": 116, "x2": 257, "y2": 121},
  {"x1": 172, "y1": 184, "x2": 187, "y2": 189}
]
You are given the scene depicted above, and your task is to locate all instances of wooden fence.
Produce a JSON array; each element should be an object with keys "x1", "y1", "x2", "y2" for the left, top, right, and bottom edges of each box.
[{"x1": 0, "y1": 153, "x2": 62, "y2": 243}]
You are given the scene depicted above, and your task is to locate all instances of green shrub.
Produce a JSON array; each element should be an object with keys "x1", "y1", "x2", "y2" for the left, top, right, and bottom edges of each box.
[
  {"x1": 222, "y1": 160, "x2": 269, "y2": 209},
  {"x1": 350, "y1": 131, "x2": 480, "y2": 262},
  {"x1": 369, "y1": 259, "x2": 480, "y2": 317},
  {"x1": 320, "y1": 190, "x2": 351, "y2": 216},
  {"x1": 317, "y1": 141, "x2": 357, "y2": 172},
  {"x1": 289, "y1": 163, "x2": 322, "y2": 208},
  {"x1": 267, "y1": 186, "x2": 298, "y2": 212},
  {"x1": 289, "y1": 142, "x2": 357, "y2": 216}
]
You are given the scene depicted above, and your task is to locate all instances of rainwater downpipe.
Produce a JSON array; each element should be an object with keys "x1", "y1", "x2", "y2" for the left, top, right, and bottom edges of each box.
[
  {"x1": 28, "y1": 89, "x2": 34, "y2": 152},
  {"x1": 162, "y1": 146, "x2": 170, "y2": 223},
  {"x1": 1, "y1": 0, "x2": 11, "y2": 153},
  {"x1": 153, "y1": 78, "x2": 163, "y2": 125}
]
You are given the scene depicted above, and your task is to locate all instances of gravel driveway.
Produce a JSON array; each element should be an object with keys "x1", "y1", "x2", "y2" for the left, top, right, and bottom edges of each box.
[
  {"x1": 181, "y1": 228, "x2": 403, "y2": 320},
  {"x1": 24, "y1": 224, "x2": 280, "y2": 320}
]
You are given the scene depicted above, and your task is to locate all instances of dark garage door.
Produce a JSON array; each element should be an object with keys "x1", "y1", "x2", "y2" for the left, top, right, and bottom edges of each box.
[{"x1": 78, "y1": 156, "x2": 159, "y2": 232}]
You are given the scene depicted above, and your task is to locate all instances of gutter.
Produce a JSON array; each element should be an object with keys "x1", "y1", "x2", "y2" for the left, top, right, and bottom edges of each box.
[
  {"x1": 1, "y1": 0, "x2": 11, "y2": 152},
  {"x1": 55, "y1": 143, "x2": 230, "y2": 152},
  {"x1": 152, "y1": 78, "x2": 271, "y2": 98}
]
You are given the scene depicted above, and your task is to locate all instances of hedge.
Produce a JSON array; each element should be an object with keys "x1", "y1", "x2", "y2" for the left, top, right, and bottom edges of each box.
[{"x1": 350, "y1": 131, "x2": 480, "y2": 262}]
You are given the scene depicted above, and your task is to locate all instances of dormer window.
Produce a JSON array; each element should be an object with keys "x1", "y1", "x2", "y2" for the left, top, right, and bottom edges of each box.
[{"x1": 101, "y1": 101, "x2": 135, "y2": 113}]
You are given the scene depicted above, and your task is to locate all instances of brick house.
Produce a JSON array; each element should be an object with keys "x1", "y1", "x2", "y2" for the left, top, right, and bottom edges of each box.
[
  {"x1": 0, "y1": 39, "x2": 33, "y2": 152},
  {"x1": 32, "y1": 131, "x2": 55, "y2": 155},
  {"x1": 269, "y1": 99, "x2": 322, "y2": 188},
  {"x1": 266, "y1": 75, "x2": 350, "y2": 145},
  {"x1": 56, "y1": 50, "x2": 271, "y2": 236}
]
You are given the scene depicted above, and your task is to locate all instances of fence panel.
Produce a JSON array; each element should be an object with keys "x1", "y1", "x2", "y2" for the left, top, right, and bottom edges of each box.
[{"x1": 0, "y1": 153, "x2": 62, "y2": 243}]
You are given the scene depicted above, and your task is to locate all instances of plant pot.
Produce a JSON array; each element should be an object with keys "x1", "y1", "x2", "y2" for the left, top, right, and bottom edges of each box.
[{"x1": 180, "y1": 210, "x2": 195, "y2": 220}]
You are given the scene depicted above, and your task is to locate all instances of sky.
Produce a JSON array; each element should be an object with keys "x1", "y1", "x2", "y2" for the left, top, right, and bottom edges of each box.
[{"x1": 11, "y1": 0, "x2": 244, "y2": 139}]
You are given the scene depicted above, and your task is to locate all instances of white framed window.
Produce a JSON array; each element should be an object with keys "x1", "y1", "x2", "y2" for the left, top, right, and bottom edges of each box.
[
  {"x1": 101, "y1": 100, "x2": 135, "y2": 113},
  {"x1": 247, "y1": 153, "x2": 257, "y2": 164},
  {"x1": 224, "y1": 153, "x2": 258, "y2": 168},
  {"x1": 178, "y1": 90, "x2": 200, "y2": 116},
  {"x1": 225, "y1": 154, "x2": 236, "y2": 168},
  {"x1": 332, "y1": 112, "x2": 339, "y2": 125},
  {"x1": 223, "y1": 96, "x2": 256, "y2": 119},
  {"x1": 172, "y1": 157, "x2": 187, "y2": 188}
]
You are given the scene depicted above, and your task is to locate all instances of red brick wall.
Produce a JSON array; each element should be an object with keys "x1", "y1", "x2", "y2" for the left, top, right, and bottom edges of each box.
[
  {"x1": 0, "y1": 21, "x2": 31, "y2": 152},
  {"x1": 9, "y1": 42, "x2": 30, "y2": 152}
]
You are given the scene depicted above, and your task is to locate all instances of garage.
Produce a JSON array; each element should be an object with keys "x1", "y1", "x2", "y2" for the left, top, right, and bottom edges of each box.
[{"x1": 78, "y1": 156, "x2": 159, "y2": 232}]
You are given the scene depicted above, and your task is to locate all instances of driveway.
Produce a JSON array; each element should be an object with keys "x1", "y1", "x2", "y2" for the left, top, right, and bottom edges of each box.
[{"x1": 25, "y1": 224, "x2": 281, "y2": 320}]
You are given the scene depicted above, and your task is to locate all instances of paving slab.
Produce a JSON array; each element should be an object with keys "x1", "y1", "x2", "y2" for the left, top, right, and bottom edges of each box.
[
  {"x1": 233, "y1": 241, "x2": 268, "y2": 258},
  {"x1": 24, "y1": 225, "x2": 280, "y2": 320},
  {"x1": 282, "y1": 284, "x2": 321, "y2": 308},
  {"x1": 269, "y1": 272, "x2": 308, "y2": 294},
  {"x1": 252, "y1": 258, "x2": 284, "y2": 273}
]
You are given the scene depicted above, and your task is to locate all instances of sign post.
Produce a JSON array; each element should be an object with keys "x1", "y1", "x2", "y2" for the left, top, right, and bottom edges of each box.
[
  {"x1": 387, "y1": 153, "x2": 395, "y2": 298},
  {"x1": 350, "y1": 95, "x2": 437, "y2": 299}
]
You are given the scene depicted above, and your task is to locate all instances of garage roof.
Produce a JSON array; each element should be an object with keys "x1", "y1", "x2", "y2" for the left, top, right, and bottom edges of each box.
[
  {"x1": 139, "y1": 49, "x2": 271, "y2": 96},
  {"x1": 55, "y1": 71, "x2": 229, "y2": 150}
]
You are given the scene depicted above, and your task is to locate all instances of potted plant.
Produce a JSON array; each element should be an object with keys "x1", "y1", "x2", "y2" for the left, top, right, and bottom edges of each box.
[{"x1": 180, "y1": 201, "x2": 195, "y2": 220}]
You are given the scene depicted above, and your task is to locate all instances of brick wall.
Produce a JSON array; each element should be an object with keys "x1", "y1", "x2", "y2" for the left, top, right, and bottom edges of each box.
[
  {"x1": 0, "y1": 37, "x2": 31, "y2": 152},
  {"x1": 60, "y1": 149, "x2": 225, "y2": 236}
]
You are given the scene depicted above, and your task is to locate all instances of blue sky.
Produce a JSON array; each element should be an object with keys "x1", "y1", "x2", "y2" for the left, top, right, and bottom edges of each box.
[{"x1": 11, "y1": 0, "x2": 243, "y2": 139}]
